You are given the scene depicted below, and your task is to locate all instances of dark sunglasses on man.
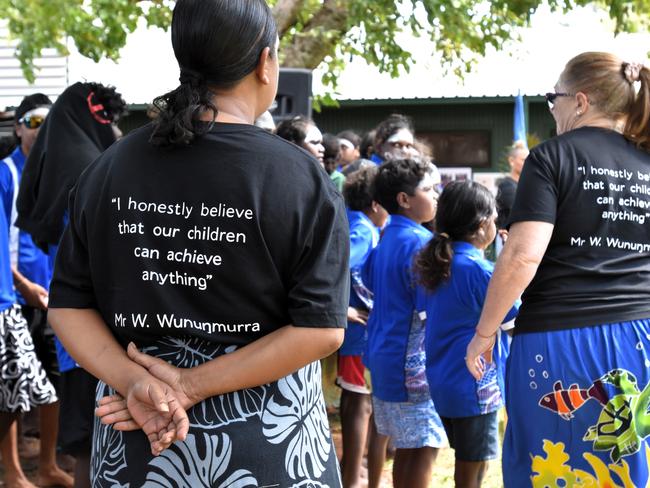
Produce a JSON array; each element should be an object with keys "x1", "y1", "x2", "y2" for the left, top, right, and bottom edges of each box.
[
  {"x1": 544, "y1": 92, "x2": 572, "y2": 110},
  {"x1": 18, "y1": 114, "x2": 46, "y2": 129}
]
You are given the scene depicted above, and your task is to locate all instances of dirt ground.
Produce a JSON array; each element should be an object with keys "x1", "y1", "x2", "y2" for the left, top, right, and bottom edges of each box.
[
  {"x1": 1, "y1": 358, "x2": 504, "y2": 487},
  {"x1": 328, "y1": 411, "x2": 504, "y2": 488},
  {"x1": 0, "y1": 418, "x2": 503, "y2": 488}
]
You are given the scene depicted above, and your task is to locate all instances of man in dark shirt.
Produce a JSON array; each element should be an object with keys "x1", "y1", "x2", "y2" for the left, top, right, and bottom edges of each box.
[{"x1": 496, "y1": 141, "x2": 529, "y2": 252}]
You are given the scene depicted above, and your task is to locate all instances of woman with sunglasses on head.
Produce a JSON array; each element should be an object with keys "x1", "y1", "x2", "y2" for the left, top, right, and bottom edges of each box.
[
  {"x1": 47, "y1": 1, "x2": 348, "y2": 486},
  {"x1": 465, "y1": 52, "x2": 650, "y2": 486}
]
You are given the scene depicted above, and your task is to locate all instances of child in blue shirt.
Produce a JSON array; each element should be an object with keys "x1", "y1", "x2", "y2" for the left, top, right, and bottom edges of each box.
[
  {"x1": 363, "y1": 158, "x2": 446, "y2": 488},
  {"x1": 415, "y1": 181, "x2": 519, "y2": 488},
  {"x1": 337, "y1": 166, "x2": 388, "y2": 488}
]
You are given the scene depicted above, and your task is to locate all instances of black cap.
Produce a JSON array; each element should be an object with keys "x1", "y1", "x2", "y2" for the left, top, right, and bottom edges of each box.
[{"x1": 14, "y1": 93, "x2": 52, "y2": 122}]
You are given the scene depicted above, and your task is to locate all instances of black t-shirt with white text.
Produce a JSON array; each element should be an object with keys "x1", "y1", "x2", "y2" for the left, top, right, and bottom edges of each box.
[
  {"x1": 509, "y1": 127, "x2": 650, "y2": 333},
  {"x1": 49, "y1": 123, "x2": 350, "y2": 346}
]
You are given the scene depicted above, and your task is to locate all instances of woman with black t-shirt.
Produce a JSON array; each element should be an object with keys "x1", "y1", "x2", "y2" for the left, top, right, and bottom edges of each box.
[
  {"x1": 465, "y1": 52, "x2": 650, "y2": 486},
  {"x1": 47, "y1": 1, "x2": 348, "y2": 486}
]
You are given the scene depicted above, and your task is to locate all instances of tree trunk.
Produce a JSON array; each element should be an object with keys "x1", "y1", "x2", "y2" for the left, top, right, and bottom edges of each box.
[
  {"x1": 279, "y1": 0, "x2": 349, "y2": 70},
  {"x1": 272, "y1": 0, "x2": 309, "y2": 38}
]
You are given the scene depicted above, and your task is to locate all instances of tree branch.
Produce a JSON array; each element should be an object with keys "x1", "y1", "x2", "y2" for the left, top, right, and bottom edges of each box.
[
  {"x1": 279, "y1": 0, "x2": 348, "y2": 70},
  {"x1": 272, "y1": 0, "x2": 309, "y2": 38}
]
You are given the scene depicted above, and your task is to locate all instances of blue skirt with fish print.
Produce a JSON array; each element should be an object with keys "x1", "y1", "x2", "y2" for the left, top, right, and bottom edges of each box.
[{"x1": 503, "y1": 318, "x2": 650, "y2": 487}]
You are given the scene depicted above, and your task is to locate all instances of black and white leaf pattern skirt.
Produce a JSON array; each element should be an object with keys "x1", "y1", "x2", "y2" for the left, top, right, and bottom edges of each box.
[
  {"x1": 0, "y1": 304, "x2": 57, "y2": 412},
  {"x1": 92, "y1": 336, "x2": 342, "y2": 488}
]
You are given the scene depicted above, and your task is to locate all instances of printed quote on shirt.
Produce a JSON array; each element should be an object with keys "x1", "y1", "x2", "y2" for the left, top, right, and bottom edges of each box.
[
  {"x1": 572, "y1": 164, "x2": 650, "y2": 253},
  {"x1": 110, "y1": 196, "x2": 261, "y2": 334}
]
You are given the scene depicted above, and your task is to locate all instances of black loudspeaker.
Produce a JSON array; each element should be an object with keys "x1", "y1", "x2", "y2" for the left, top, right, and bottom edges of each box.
[{"x1": 272, "y1": 68, "x2": 312, "y2": 122}]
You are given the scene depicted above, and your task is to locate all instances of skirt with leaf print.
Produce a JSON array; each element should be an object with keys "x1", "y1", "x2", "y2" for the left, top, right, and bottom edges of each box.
[{"x1": 91, "y1": 336, "x2": 342, "y2": 488}]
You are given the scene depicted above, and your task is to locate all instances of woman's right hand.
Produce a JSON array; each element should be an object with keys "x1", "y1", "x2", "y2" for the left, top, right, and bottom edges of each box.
[
  {"x1": 125, "y1": 342, "x2": 200, "y2": 409},
  {"x1": 465, "y1": 333, "x2": 496, "y2": 381}
]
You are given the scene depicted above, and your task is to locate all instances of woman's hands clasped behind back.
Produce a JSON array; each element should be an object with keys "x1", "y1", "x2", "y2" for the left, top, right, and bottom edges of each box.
[{"x1": 95, "y1": 343, "x2": 200, "y2": 455}]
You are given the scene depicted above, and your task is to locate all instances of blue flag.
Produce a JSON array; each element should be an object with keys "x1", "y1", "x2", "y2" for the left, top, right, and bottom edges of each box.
[{"x1": 513, "y1": 92, "x2": 528, "y2": 147}]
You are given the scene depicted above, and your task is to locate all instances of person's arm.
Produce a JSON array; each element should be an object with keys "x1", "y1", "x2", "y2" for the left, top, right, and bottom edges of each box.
[
  {"x1": 12, "y1": 267, "x2": 48, "y2": 309},
  {"x1": 97, "y1": 325, "x2": 343, "y2": 429},
  {"x1": 465, "y1": 220, "x2": 553, "y2": 379},
  {"x1": 186, "y1": 324, "x2": 343, "y2": 401},
  {"x1": 48, "y1": 307, "x2": 190, "y2": 453}
]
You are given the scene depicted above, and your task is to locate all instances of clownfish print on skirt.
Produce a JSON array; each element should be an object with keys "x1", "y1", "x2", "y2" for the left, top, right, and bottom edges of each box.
[{"x1": 538, "y1": 379, "x2": 608, "y2": 420}]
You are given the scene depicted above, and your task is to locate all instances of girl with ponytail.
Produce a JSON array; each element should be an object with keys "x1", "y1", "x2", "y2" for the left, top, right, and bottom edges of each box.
[{"x1": 416, "y1": 181, "x2": 519, "y2": 488}]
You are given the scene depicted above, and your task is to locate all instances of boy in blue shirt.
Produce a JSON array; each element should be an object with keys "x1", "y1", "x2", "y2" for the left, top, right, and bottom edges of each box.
[
  {"x1": 363, "y1": 158, "x2": 446, "y2": 488},
  {"x1": 337, "y1": 166, "x2": 388, "y2": 488}
]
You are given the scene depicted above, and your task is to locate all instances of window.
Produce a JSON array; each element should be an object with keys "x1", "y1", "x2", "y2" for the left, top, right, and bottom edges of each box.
[{"x1": 417, "y1": 131, "x2": 490, "y2": 168}]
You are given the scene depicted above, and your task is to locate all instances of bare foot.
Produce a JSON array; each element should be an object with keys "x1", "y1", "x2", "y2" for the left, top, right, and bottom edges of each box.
[
  {"x1": 3, "y1": 472, "x2": 38, "y2": 488},
  {"x1": 37, "y1": 465, "x2": 74, "y2": 488},
  {"x1": 56, "y1": 452, "x2": 76, "y2": 473}
]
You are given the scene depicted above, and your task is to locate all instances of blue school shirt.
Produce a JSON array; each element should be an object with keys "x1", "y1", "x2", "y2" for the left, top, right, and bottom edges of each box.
[
  {"x1": 421, "y1": 241, "x2": 519, "y2": 418},
  {"x1": 51, "y1": 238, "x2": 80, "y2": 373},
  {"x1": 1, "y1": 148, "x2": 52, "y2": 304},
  {"x1": 0, "y1": 159, "x2": 17, "y2": 312},
  {"x1": 48, "y1": 213, "x2": 78, "y2": 373},
  {"x1": 363, "y1": 214, "x2": 431, "y2": 402},
  {"x1": 339, "y1": 210, "x2": 379, "y2": 356}
]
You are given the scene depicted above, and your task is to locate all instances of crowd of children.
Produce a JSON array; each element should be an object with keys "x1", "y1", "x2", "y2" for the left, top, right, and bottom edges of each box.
[{"x1": 319, "y1": 114, "x2": 521, "y2": 488}]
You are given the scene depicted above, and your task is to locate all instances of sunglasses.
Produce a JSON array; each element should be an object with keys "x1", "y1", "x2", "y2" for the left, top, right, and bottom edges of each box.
[
  {"x1": 19, "y1": 114, "x2": 46, "y2": 129},
  {"x1": 544, "y1": 92, "x2": 572, "y2": 109}
]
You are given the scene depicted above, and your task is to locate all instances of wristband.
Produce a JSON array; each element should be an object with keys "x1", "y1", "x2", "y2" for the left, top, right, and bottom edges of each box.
[{"x1": 475, "y1": 328, "x2": 496, "y2": 339}]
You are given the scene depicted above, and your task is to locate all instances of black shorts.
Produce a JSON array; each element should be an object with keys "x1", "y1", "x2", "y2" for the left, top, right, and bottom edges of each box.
[
  {"x1": 441, "y1": 411, "x2": 499, "y2": 462},
  {"x1": 58, "y1": 368, "x2": 98, "y2": 457}
]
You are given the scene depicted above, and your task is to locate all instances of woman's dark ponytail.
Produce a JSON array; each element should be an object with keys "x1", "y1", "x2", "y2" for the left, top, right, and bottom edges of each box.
[
  {"x1": 150, "y1": 75, "x2": 217, "y2": 147},
  {"x1": 150, "y1": 0, "x2": 277, "y2": 148},
  {"x1": 415, "y1": 181, "x2": 495, "y2": 291}
]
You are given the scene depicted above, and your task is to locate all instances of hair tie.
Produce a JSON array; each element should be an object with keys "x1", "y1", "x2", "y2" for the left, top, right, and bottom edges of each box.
[
  {"x1": 179, "y1": 67, "x2": 205, "y2": 88},
  {"x1": 86, "y1": 92, "x2": 112, "y2": 124},
  {"x1": 623, "y1": 62, "x2": 643, "y2": 83},
  {"x1": 439, "y1": 232, "x2": 450, "y2": 239}
]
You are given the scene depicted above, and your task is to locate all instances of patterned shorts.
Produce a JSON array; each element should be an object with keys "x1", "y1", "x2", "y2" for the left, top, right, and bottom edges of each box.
[
  {"x1": 0, "y1": 304, "x2": 57, "y2": 412},
  {"x1": 372, "y1": 395, "x2": 447, "y2": 449}
]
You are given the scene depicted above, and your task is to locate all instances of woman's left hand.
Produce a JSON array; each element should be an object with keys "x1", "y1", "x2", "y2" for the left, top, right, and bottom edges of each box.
[
  {"x1": 96, "y1": 343, "x2": 200, "y2": 431},
  {"x1": 465, "y1": 333, "x2": 496, "y2": 380}
]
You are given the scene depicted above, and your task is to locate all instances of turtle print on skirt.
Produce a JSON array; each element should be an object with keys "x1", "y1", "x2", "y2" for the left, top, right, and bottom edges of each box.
[{"x1": 504, "y1": 318, "x2": 650, "y2": 487}]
